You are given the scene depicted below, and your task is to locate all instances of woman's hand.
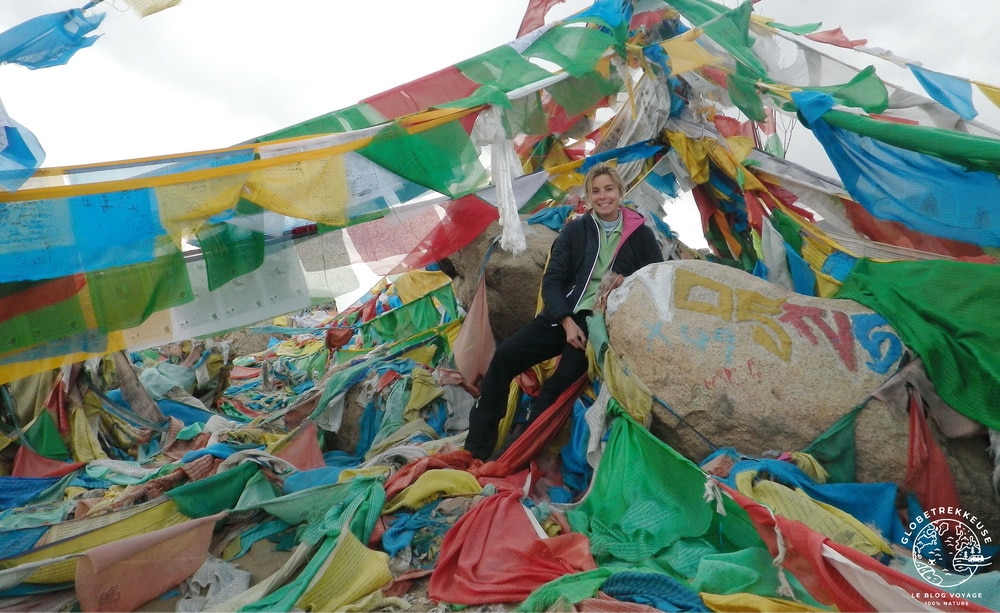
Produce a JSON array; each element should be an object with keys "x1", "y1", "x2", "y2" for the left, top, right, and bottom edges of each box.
[
  {"x1": 594, "y1": 273, "x2": 624, "y2": 313},
  {"x1": 561, "y1": 316, "x2": 587, "y2": 350}
]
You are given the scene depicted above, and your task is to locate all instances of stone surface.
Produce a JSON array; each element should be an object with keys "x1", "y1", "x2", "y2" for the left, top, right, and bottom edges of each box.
[
  {"x1": 605, "y1": 259, "x2": 998, "y2": 531},
  {"x1": 441, "y1": 219, "x2": 556, "y2": 340},
  {"x1": 443, "y1": 213, "x2": 683, "y2": 340}
]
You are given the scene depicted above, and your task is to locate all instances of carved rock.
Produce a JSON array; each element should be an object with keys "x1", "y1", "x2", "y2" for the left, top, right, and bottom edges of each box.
[
  {"x1": 441, "y1": 219, "x2": 556, "y2": 340},
  {"x1": 605, "y1": 260, "x2": 998, "y2": 531}
]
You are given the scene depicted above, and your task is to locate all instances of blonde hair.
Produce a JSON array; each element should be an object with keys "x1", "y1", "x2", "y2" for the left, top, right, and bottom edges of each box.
[{"x1": 583, "y1": 162, "x2": 626, "y2": 207}]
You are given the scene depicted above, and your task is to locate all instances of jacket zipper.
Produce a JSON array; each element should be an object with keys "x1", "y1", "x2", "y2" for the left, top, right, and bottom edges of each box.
[{"x1": 571, "y1": 216, "x2": 602, "y2": 313}]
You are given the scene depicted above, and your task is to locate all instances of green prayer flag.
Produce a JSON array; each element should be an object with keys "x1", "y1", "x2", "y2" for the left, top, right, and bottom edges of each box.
[
  {"x1": 520, "y1": 180, "x2": 565, "y2": 214},
  {"x1": 702, "y1": 2, "x2": 767, "y2": 77},
  {"x1": 457, "y1": 45, "x2": 553, "y2": 91},
  {"x1": 802, "y1": 404, "x2": 865, "y2": 483},
  {"x1": 359, "y1": 122, "x2": 488, "y2": 198},
  {"x1": 835, "y1": 258, "x2": 1000, "y2": 431},
  {"x1": 523, "y1": 26, "x2": 615, "y2": 78},
  {"x1": 566, "y1": 408, "x2": 822, "y2": 604},
  {"x1": 811, "y1": 65, "x2": 889, "y2": 114},
  {"x1": 507, "y1": 92, "x2": 550, "y2": 138},
  {"x1": 87, "y1": 245, "x2": 194, "y2": 332},
  {"x1": 196, "y1": 222, "x2": 266, "y2": 292},
  {"x1": 548, "y1": 72, "x2": 620, "y2": 118},
  {"x1": 727, "y1": 65, "x2": 766, "y2": 122},
  {"x1": 24, "y1": 408, "x2": 70, "y2": 460},
  {"x1": 437, "y1": 84, "x2": 511, "y2": 111},
  {"x1": 167, "y1": 461, "x2": 259, "y2": 518},
  {"x1": 567, "y1": 408, "x2": 764, "y2": 565},
  {"x1": 0, "y1": 291, "x2": 87, "y2": 354},
  {"x1": 821, "y1": 109, "x2": 1000, "y2": 174},
  {"x1": 766, "y1": 20, "x2": 822, "y2": 35},
  {"x1": 667, "y1": 0, "x2": 732, "y2": 26},
  {"x1": 360, "y1": 284, "x2": 457, "y2": 346},
  {"x1": 769, "y1": 208, "x2": 803, "y2": 252}
]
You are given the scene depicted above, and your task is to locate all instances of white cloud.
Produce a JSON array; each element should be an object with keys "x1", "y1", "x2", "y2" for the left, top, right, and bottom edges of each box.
[
  {"x1": 2, "y1": 0, "x2": 998, "y2": 251},
  {"x1": 0, "y1": 0, "x2": 593, "y2": 166},
  {"x1": 3, "y1": 1, "x2": 997, "y2": 168}
]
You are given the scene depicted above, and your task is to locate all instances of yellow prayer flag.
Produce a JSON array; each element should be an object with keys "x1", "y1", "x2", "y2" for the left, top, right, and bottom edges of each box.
[
  {"x1": 244, "y1": 153, "x2": 351, "y2": 227},
  {"x1": 660, "y1": 30, "x2": 722, "y2": 75},
  {"x1": 974, "y1": 80, "x2": 1000, "y2": 109},
  {"x1": 156, "y1": 174, "x2": 246, "y2": 239},
  {"x1": 666, "y1": 131, "x2": 711, "y2": 185}
]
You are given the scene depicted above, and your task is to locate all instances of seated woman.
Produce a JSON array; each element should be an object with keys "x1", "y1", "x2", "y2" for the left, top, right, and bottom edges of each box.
[{"x1": 465, "y1": 162, "x2": 664, "y2": 461}]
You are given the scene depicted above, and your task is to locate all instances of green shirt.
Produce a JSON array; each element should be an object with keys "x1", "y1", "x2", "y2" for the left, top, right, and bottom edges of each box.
[{"x1": 577, "y1": 213, "x2": 622, "y2": 312}]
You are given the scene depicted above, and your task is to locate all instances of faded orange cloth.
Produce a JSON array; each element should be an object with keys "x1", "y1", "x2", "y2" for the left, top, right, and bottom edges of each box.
[{"x1": 75, "y1": 512, "x2": 225, "y2": 612}]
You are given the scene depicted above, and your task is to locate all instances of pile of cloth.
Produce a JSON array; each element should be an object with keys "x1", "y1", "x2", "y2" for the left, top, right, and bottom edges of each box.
[{"x1": 0, "y1": 268, "x2": 998, "y2": 612}]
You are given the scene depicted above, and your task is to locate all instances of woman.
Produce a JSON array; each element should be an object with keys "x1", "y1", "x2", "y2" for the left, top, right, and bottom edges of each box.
[{"x1": 465, "y1": 163, "x2": 663, "y2": 461}]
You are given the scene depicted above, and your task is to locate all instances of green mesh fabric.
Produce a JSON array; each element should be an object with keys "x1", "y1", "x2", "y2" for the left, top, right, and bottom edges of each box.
[
  {"x1": 517, "y1": 568, "x2": 618, "y2": 612},
  {"x1": 522, "y1": 26, "x2": 615, "y2": 78},
  {"x1": 358, "y1": 121, "x2": 488, "y2": 199},
  {"x1": 239, "y1": 476, "x2": 386, "y2": 613},
  {"x1": 836, "y1": 258, "x2": 1000, "y2": 431},
  {"x1": 87, "y1": 244, "x2": 193, "y2": 331},
  {"x1": 690, "y1": 546, "x2": 822, "y2": 606},
  {"x1": 802, "y1": 404, "x2": 864, "y2": 483},
  {"x1": 196, "y1": 222, "x2": 265, "y2": 292},
  {"x1": 168, "y1": 461, "x2": 259, "y2": 518},
  {"x1": 507, "y1": 93, "x2": 550, "y2": 139},
  {"x1": 456, "y1": 45, "x2": 554, "y2": 91},
  {"x1": 700, "y1": 1, "x2": 766, "y2": 77},
  {"x1": 300, "y1": 475, "x2": 385, "y2": 546},
  {"x1": 661, "y1": 537, "x2": 718, "y2": 578},
  {"x1": 565, "y1": 408, "x2": 825, "y2": 603},
  {"x1": 240, "y1": 479, "x2": 356, "y2": 527},
  {"x1": 237, "y1": 475, "x2": 385, "y2": 545},
  {"x1": 728, "y1": 68, "x2": 767, "y2": 122},
  {"x1": 547, "y1": 72, "x2": 620, "y2": 118}
]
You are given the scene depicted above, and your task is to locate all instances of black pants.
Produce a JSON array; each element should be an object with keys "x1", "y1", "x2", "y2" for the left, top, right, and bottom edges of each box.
[{"x1": 465, "y1": 313, "x2": 589, "y2": 460}]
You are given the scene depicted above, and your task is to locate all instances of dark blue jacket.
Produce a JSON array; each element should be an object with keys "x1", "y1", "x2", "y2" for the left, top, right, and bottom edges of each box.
[{"x1": 538, "y1": 207, "x2": 663, "y2": 324}]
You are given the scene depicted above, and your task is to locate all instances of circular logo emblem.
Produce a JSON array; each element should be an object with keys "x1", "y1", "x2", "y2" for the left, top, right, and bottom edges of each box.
[{"x1": 903, "y1": 507, "x2": 992, "y2": 588}]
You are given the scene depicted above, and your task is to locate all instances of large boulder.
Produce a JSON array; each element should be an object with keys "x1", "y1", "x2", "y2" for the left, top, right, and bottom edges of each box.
[
  {"x1": 441, "y1": 219, "x2": 556, "y2": 340},
  {"x1": 605, "y1": 259, "x2": 998, "y2": 531}
]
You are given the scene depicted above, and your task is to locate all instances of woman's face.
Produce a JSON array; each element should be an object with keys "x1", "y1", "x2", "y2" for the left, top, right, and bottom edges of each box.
[{"x1": 589, "y1": 173, "x2": 622, "y2": 222}]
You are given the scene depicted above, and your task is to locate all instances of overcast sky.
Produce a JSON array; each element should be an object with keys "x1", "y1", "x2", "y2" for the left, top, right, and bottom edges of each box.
[{"x1": 2, "y1": 0, "x2": 999, "y2": 248}]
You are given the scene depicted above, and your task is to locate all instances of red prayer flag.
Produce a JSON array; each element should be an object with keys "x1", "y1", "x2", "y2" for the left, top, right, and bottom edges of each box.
[
  {"x1": 0, "y1": 275, "x2": 86, "y2": 323},
  {"x1": 12, "y1": 446, "x2": 84, "y2": 478},
  {"x1": 362, "y1": 66, "x2": 479, "y2": 120},
  {"x1": 805, "y1": 27, "x2": 867, "y2": 49},
  {"x1": 390, "y1": 195, "x2": 499, "y2": 274},
  {"x1": 905, "y1": 388, "x2": 962, "y2": 513},
  {"x1": 517, "y1": 0, "x2": 567, "y2": 38}
]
